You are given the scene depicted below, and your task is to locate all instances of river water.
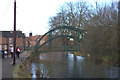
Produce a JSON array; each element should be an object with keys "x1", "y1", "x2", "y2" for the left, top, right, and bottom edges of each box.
[{"x1": 30, "y1": 52, "x2": 119, "y2": 78}]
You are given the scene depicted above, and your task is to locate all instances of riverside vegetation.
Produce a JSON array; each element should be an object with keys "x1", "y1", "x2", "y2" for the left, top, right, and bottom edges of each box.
[{"x1": 48, "y1": 1, "x2": 119, "y2": 67}]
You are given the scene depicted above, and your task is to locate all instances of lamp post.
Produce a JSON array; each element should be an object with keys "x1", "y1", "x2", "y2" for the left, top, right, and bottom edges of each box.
[
  {"x1": 118, "y1": 1, "x2": 120, "y2": 67},
  {"x1": 13, "y1": 0, "x2": 16, "y2": 65}
]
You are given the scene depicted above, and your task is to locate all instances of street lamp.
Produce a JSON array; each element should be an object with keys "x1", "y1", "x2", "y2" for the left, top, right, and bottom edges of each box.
[{"x1": 13, "y1": 0, "x2": 16, "y2": 65}]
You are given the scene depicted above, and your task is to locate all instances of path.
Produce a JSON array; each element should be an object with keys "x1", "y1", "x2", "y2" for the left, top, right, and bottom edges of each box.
[{"x1": 1, "y1": 51, "x2": 30, "y2": 79}]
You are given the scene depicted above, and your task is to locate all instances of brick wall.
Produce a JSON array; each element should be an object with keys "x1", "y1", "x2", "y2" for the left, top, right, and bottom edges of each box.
[
  {"x1": 16, "y1": 38, "x2": 25, "y2": 46},
  {"x1": 0, "y1": 37, "x2": 25, "y2": 54}
]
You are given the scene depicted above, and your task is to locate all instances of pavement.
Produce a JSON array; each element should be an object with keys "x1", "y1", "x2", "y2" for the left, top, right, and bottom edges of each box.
[
  {"x1": 0, "y1": 52, "x2": 2, "y2": 79},
  {"x1": 0, "y1": 51, "x2": 30, "y2": 79}
]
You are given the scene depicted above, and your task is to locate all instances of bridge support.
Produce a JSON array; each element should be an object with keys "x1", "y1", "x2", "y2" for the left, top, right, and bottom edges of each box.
[
  {"x1": 77, "y1": 32, "x2": 80, "y2": 50},
  {"x1": 49, "y1": 32, "x2": 52, "y2": 50},
  {"x1": 74, "y1": 53, "x2": 77, "y2": 61}
]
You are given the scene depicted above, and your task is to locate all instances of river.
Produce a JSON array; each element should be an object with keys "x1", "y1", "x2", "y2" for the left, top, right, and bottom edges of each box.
[{"x1": 30, "y1": 52, "x2": 119, "y2": 78}]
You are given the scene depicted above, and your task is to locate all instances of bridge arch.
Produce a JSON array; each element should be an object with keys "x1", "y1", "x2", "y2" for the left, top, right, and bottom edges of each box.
[
  {"x1": 35, "y1": 26, "x2": 85, "y2": 52},
  {"x1": 38, "y1": 35, "x2": 81, "y2": 48}
]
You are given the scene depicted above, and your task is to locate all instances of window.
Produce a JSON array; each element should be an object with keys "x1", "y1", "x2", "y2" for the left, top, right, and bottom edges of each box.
[
  {"x1": 9, "y1": 38, "x2": 12, "y2": 43},
  {"x1": 4, "y1": 45, "x2": 7, "y2": 50},
  {"x1": 0, "y1": 45, "x2": 1, "y2": 50}
]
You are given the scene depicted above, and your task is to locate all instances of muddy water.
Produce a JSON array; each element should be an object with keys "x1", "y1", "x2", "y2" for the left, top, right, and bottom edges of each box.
[{"x1": 31, "y1": 52, "x2": 119, "y2": 78}]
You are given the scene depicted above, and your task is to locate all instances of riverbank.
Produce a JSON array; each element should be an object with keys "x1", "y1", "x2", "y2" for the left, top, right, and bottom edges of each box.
[
  {"x1": 72, "y1": 51, "x2": 119, "y2": 67},
  {"x1": 13, "y1": 50, "x2": 46, "y2": 78},
  {"x1": 12, "y1": 51, "x2": 32, "y2": 78},
  {"x1": 101, "y1": 54, "x2": 119, "y2": 66}
]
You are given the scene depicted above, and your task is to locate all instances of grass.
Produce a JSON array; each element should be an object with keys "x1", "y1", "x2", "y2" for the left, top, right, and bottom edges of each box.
[
  {"x1": 102, "y1": 53, "x2": 119, "y2": 65},
  {"x1": 12, "y1": 52, "x2": 33, "y2": 78},
  {"x1": 12, "y1": 64, "x2": 32, "y2": 78}
]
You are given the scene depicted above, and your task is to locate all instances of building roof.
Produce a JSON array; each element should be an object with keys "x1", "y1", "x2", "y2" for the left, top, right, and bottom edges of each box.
[
  {"x1": 0, "y1": 31, "x2": 25, "y2": 38},
  {"x1": 30, "y1": 35, "x2": 42, "y2": 41}
]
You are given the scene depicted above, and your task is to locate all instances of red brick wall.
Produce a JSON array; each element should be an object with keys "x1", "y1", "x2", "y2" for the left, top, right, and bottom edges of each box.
[
  {"x1": 1, "y1": 37, "x2": 25, "y2": 54},
  {"x1": 25, "y1": 37, "x2": 29, "y2": 47},
  {"x1": 2, "y1": 38, "x2": 8, "y2": 45},
  {"x1": 16, "y1": 38, "x2": 24, "y2": 46}
]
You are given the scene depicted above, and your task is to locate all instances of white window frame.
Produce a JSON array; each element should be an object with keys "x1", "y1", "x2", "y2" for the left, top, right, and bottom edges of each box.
[
  {"x1": 0, "y1": 45, "x2": 2, "y2": 50},
  {"x1": 4, "y1": 45, "x2": 7, "y2": 50}
]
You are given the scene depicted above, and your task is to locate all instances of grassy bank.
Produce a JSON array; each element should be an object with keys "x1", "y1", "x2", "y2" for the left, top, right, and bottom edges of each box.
[
  {"x1": 102, "y1": 54, "x2": 119, "y2": 66},
  {"x1": 12, "y1": 52, "x2": 33, "y2": 78},
  {"x1": 12, "y1": 50, "x2": 46, "y2": 78},
  {"x1": 13, "y1": 64, "x2": 32, "y2": 78}
]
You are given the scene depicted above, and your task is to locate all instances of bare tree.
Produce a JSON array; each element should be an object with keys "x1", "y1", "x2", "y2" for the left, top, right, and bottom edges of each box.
[
  {"x1": 81, "y1": 2, "x2": 118, "y2": 62},
  {"x1": 48, "y1": 1, "x2": 118, "y2": 64}
]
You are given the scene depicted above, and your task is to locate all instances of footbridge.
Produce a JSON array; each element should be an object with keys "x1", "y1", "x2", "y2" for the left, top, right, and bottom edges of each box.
[{"x1": 34, "y1": 26, "x2": 85, "y2": 53}]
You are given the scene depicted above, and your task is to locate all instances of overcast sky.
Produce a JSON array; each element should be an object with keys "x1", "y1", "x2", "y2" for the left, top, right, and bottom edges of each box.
[{"x1": 0, "y1": 0, "x2": 118, "y2": 36}]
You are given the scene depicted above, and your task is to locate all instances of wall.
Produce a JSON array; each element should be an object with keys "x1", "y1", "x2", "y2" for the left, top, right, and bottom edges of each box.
[{"x1": 0, "y1": 37, "x2": 25, "y2": 54}]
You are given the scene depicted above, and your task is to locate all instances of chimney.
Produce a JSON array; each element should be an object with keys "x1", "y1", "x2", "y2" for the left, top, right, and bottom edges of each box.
[{"x1": 29, "y1": 32, "x2": 32, "y2": 37}]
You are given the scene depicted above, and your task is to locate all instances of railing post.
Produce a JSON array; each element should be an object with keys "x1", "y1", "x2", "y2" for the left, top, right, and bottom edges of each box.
[
  {"x1": 49, "y1": 32, "x2": 52, "y2": 50},
  {"x1": 76, "y1": 32, "x2": 80, "y2": 50},
  {"x1": 34, "y1": 45, "x2": 38, "y2": 54}
]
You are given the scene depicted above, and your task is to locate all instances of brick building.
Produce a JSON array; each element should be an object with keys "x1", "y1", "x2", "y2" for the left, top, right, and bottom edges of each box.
[
  {"x1": 26, "y1": 33, "x2": 48, "y2": 47},
  {"x1": 0, "y1": 31, "x2": 25, "y2": 54},
  {"x1": 26, "y1": 35, "x2": 42, "y2": 46},
  {"x1": 25, "y1": 33, "x2": 74, "y2": 50}
]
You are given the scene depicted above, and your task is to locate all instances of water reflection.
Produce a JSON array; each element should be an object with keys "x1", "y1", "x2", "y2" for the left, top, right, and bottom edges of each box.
[
  {"x1": 31, "y1": 52, "x2": 119, "y2": 78},
  {"x1": 77, "y1": 56, "x2": 84, "y2": 60},
  {"x1": 105, "y1": 67, "x2": 119, "y2": 78},
  {"x1": 67, "y1": 53, "x2": 74, "y2": 76},
  {"x1": 39, "y1": 64, "x2": 49, "y2": 78},
  {"x1": 31, "y1": 63, "x2": 37, "y2": 78}
]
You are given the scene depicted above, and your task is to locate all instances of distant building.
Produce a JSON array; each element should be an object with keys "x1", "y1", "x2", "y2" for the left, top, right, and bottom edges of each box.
[
  {"x1": 25, "y1": 33, "x2": 73, "y2": 49},
  {"x1": 0, "y1": 31, "x2": 25, "y2": 54},
  {"x1": 29, "y1": 35, "x2": 42, "y2": 46},
  {"x1": 26, "y1": 33, "x2": 48, "y2": 47}
]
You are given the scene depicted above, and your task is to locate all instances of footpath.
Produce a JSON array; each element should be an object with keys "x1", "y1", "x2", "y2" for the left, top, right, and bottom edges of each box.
[{"x1": 1, "y1": 51, "x2": 30, "y2": 79}]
